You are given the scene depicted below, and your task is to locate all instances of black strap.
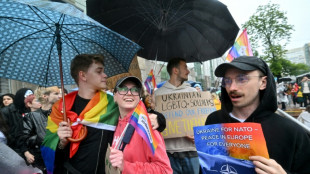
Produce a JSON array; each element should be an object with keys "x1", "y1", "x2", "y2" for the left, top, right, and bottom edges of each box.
[{"x1": 120, "y1": 124, "x2": 135, "y2": 151}]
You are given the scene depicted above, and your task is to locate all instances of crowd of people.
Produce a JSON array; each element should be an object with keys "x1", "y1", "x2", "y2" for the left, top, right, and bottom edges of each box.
[
  {"x1": 276, "y1": 76, "x2": 310, "y2": 110},
  {"x1": 0, "y1": 54, "x2": 310, "y2": 174}
]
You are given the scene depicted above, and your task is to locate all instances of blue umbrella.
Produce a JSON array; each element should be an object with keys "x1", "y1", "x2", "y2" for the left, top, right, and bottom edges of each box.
[
  {"x1": 0, "y1": 0, "x2": 141, "y2": 141},
  {"x1": 0, "y1": 0, "x2": 141, "y2": 87}
]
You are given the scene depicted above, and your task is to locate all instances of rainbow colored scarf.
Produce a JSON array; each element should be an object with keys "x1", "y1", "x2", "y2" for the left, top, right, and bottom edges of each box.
[{"x1": 41, "y1": 91, "x2": 119, "y2": 174}]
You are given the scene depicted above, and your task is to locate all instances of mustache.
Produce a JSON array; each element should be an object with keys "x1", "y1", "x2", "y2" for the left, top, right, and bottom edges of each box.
[{"x1": 229, "y1": 91, "x2": 243, "y2": 96}]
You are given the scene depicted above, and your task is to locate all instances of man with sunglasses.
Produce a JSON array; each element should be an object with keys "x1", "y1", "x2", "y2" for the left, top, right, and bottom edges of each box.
[{"x1": 205, "y1": 56, "x2": 310, "y2": 173}]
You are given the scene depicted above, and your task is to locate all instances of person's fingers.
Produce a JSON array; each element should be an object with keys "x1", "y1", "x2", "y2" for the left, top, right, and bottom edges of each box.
[
  {"x1": 249, "y1": 156, "x2": 268, "y2": 163},
  {"x1": 254, "y1": 166, "x2": 267, "y2": 174},
  {"x1": 57, "y1": 122, "x2": 73, "y2": 141},
  {"x1": 27, "y1": 155, "x2": 35, "y2": 163},
  {"x1": 149, "y1": 113, "x2": 159, "y2": 130},
  {"x1": 185, "y1": 135, "x2": 195, "y2": 143},
  {"x1": 250, "y1": 156, "x2": 286, "y2": 174},
  {"x1": 109, "y1": 149, "x2": 123, "y2": 167}
]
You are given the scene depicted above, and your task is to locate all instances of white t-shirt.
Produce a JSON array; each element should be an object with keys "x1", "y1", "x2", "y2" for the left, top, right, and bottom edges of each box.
[
  {"x1": 297, "y1": 111, "x2": 310, "y2": 128},
  {"x1": 229, "y1": 113, "x2": 246, "y2": 122},
  {"x1": 303, "y1": 82, "x2": 310, "y2": 93},
  {"x1": 0, "y1": 131, "x2": 7, "y2": 144}
]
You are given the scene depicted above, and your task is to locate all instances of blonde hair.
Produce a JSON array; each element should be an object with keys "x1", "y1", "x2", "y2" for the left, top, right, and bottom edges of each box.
[{"x1": 35, "y1": 86, "x2": 59, "y2": 104}]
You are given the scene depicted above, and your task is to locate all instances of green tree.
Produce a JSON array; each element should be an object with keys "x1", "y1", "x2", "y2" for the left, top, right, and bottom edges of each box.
[{"x1": 242, "y1": 3, "x2": 295, "y2": 77}]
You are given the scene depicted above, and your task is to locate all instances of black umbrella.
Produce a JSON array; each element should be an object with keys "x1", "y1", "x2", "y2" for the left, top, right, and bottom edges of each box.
[
  {"x1": 278, "y1": 77, "x2": 292, "y2": 82},
  {"x1": 87, "y1": 0, "x2": 239, "y2": 62}
]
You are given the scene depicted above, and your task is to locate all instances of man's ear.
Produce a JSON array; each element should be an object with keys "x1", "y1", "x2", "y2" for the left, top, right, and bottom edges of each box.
[
  {"x1": 172, "y1": 67, "x2": 179, "y2": 74},
  {"x1": 79, "y1": 71, "x2": 87, "y2": 82},
  {"x1": 260, "y1": 76, "x2": 267, "y2": 90}
]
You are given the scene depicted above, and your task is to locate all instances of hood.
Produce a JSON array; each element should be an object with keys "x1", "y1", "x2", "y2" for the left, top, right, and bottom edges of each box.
[
  {"x1": 13, "y1": 88, "x2": 33, "y2": 113},
  {"x1": 218, "y1": 57, "x2": 278, "y2": 121},
  {"x1": 162, "y1": 81, "x2": 192, "y2": 90}
]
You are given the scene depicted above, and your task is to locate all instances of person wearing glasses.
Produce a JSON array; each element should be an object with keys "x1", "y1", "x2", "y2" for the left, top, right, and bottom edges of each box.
[
  {"x1": 109, "y1": 76, "x2": 172, "y2": 173},
  {"x1": 205, "y1": 56, "x2": 310, "y2": 173},
  {"x1": 42, "y1": 54, "x2": 164, "y2": 174}
]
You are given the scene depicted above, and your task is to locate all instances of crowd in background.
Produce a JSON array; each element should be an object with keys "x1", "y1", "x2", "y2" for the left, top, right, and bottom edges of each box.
[{"x1": 276, "y1": 76, "x2": 310, "y2": 110}]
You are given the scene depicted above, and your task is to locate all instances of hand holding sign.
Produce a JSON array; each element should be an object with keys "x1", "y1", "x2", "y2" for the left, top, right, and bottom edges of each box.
[
  {"x1": 249, "y1": 156, "x2": 286, "y2": 174},
  {"x1": 105, "y1": 144, "x2": 121, "y2": 174},
  {"x1": 194, "y1": 123, "x2": 269, "y2": 174}
]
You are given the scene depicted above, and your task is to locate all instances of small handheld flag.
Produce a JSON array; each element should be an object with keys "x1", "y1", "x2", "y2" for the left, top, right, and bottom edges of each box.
[
  {"x1": 129, "y1": 101, "x2": 158, "y2": 154},
  {"x1": 144, "y1": 69, "x2": 157, "y2": 94},
  {"x1": 226, "y1": 29, "x2": 253, "y2": 62}
]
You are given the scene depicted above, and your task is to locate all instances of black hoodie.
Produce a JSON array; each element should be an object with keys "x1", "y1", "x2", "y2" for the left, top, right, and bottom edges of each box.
[{"x1": 205, "y1": 56, "x2": 310, "y2": 174}]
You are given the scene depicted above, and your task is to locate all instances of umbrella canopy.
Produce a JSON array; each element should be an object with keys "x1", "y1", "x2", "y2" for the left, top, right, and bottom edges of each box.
[
  {"x1": 0, "y1": 0, "x2": 141, "y2": 87},
  {"x1": 87, "y1": 0, "x2": 239, "y2": 62},
  {"x1": 278, "y1": 77, "x2": 294, "y2": 83}
]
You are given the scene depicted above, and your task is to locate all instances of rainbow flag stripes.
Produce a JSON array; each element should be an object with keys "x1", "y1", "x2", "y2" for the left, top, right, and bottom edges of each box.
[
  {"x1": 41, "y1": 91, "x2": 119, "y2": 174},
  {"x1": 144, "y1": 69, "x2": 157, "y2": 94},
  {"x1": 129, "y1": 101, "x2": 158, "y2": 154},
  {"x1": 226, "y1": 29, "x2": 253, "y2": 62}
]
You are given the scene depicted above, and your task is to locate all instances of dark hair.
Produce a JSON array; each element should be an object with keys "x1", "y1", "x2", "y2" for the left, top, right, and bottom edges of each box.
[
  {"x1": 166, "y1": 57, "x2": 186, "y2": 75},
  {"x1": 63, "y1": 88, "x2": 68, "y2": 94},
  {"x1": 70, "y1": 54, "x2": 104, "y2": 84},
  {"x1": 0, "y1": 93, "x2": 15, "y2": 108},
  {"x1": 14, "y1": 88, "x2": 33, "y2": 114},
  {"x1": 306, "y1": 105, "x2": 310, "y2": 113},
  {"x1": 142, "y1": 93, "x2": 151, "y2": 109},
  {"x1": 0, "y1": 112, "x2": 9, "y2": 142}
]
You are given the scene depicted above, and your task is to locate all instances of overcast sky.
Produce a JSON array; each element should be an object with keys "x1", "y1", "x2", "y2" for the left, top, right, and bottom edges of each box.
[{"x1": 219, "y1": 0, "x2": 310, "y2": 50}]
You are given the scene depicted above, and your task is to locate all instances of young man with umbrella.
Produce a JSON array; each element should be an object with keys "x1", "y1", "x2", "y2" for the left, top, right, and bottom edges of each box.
[
  {"x1": 205, "y1": 56, "x2": 310, "y2": 173},
  {"x1": 41, "y1": 54, "x2": 164, "y2": 174}
]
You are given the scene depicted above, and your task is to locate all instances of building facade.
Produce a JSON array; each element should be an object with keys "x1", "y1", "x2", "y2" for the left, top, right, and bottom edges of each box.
[{"x1": 284, "y1": 43, "x2": 310, "y2": 66}]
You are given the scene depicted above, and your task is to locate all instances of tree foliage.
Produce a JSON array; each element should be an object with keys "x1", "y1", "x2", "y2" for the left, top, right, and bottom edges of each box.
[{"x1": 241, "y1": 3, "x2": 307, "y2": 77}]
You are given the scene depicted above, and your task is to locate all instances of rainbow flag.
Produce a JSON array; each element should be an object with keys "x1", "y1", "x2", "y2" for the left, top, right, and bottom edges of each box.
[
  {"x1": 41, "y1": 91, "x2": 119, "y2": 174},
  {"x1": 226, "y1": 29, "x2": 253, "y2": 62},
  {"x1": 144, "y1": 69, "x2": 157, "y2": 94},
  {"x1": 129, "y1": 101, "x2": 158, "y2": 154}
]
